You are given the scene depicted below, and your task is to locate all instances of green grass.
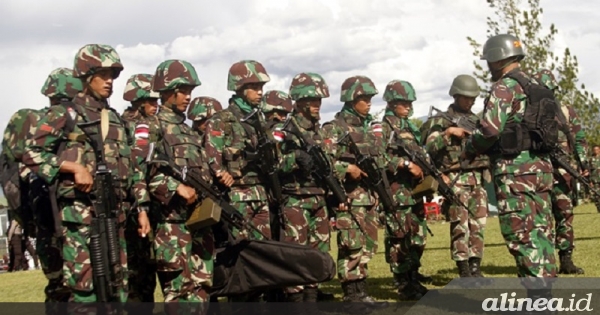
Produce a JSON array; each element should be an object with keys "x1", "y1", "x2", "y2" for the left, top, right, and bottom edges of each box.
[{"x1": 1, "y1": 204, "x2": 599, "y2": 302}]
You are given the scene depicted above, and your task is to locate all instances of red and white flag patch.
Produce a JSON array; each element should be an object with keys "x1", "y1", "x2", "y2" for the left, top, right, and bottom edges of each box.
[
  {"x1": 372, "y1": 123, "x2": 383, "y2": 137},
  {"x1": 134, "y1": 124, "x2": 149, "y2": 139},
  {"x1": 273, "y1": 129, "x2": 286, "y2": 142}
]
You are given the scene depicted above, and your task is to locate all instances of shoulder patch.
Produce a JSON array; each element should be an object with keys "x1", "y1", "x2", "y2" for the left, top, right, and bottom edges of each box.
[{"x1": 134, "y1": 124, "x2": 149, "y2": 139}]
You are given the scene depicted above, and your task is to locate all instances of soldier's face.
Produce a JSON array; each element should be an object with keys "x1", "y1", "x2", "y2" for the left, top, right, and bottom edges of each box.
[
  {"x1": 88, "y1": 69, "x2": 114, "y2": 99},
  {"x1": 174, "y1": 85, "x2": 194, "y2": 112},
  {"x1": 456, "y1": 95, "x2": 476, "y2": 112},
  {"x1": 353, "y1": 95, "x2": 372, "y2": 116},
  {"x1": 242, "y1": 83, "x2": 265, "y2": 106},
  {"x1": 142, "y1": 99, "x2": 159, "y2": 116},
  {"x1": 297, "y1": 97, "x2": 322, "y2": 120},
  {"x1": 391, "y1": 100, "x2": 412, "y2": 118},
  {"x1": 265, "y1": 110, "x2": 288, "y2": 122},
  {"x1": 594, "y1": 146, "x2": 600, "y2": 156},
  {"x1": 487, "y1": 61, "x2": 504, "y2": 82}
]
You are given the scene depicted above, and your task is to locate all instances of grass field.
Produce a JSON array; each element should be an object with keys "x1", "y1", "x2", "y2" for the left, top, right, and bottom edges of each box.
[{"x1": 1, "y1": 203, "x2": 599, "y2": 302}]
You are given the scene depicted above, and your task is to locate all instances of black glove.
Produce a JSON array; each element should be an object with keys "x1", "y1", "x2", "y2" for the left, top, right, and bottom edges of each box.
[{"x1": 295, "y1": 150, "x2": 314, "y2": 171}]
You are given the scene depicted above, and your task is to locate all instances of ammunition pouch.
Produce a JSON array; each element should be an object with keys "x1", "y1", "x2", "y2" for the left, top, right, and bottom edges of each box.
[{"x1": 185, "y1": 198, "x2": 222, "y2": 232}]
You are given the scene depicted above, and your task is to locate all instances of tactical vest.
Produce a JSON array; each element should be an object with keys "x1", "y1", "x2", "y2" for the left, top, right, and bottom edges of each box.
[{"x1": 214, "y1": 105, "x2": 264, "y2": 185}]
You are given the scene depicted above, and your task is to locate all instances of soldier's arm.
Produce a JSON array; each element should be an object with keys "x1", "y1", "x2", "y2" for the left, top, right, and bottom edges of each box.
[
  {"x1": 278, "y1": 136, "x2": 300, "y2": 173},
  {"x1": 22, "y1": 106, "x2": 69, "y2": 183},
  {"x1": 204, "y1": 115, "x2": 227, "y2": 175},
  {"x1": 569, "y1": 106, "x2": 589, "y2": 165},
  {"x1": 148, "y1": 169, "x2": 181, "y2": 206},
  {"x1": 321, "y1": 122, "x2": 348, "y2": 182},
  {"x1": 381, "y1": 122, "x2": 406, "y2": 174},
  {"x1": 423, "y1": 118, "x2": 450, "y2": 156}
]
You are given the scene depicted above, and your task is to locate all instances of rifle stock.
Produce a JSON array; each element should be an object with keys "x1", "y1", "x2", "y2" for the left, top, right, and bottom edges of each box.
[{"x1": 550, "y1": 149, "x2": 600, "y2": 199}]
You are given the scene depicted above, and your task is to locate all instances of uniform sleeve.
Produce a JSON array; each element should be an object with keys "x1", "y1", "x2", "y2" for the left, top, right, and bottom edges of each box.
[
  {"x1": 569, "y1": 106, "x2": 589, "y2": 166},
  {"x1": 22, "y1": 106, "x2": 68, "y2": 183},
  {"x1": 148, "y1": 169, "x2": 181, "y2": 206},
  {"x1": 381, "y1": 122, "x2": 405, "y2": 174},
  {"x1": 423, "y1": 117, "x2": 451, "y2": 157},
  {"x1": 204, "y1": 115, "x2": 227, "y2": 175},
  {"x1": 279, "y1": 137, "x2": 299, "y2": 174},
  {"x1": 321, "y1": 122, "x2": 349, "y2": 182}
]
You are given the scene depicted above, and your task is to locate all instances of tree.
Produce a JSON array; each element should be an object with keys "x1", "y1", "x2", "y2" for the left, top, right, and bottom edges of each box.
[{"x1": 467, "y1": 0, "x2": 600, "y2": 145}]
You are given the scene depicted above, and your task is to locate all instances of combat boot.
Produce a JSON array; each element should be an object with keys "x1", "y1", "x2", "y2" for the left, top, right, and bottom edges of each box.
[
  {"x1": 317, "y1": 289, "x2": 335, "y2": 301},
  {"x1": 341, "y1": 281, "x2": 370, "y2": 314},
  {"x1": 469, "y1": 257, "x2": 492, "y2": 286},
  {"x1": 395, "y1": 272, "x2": 422, "y2": 301},
  {"x1": 457, "y1": 260, "x2": 472, "y2": 278},
  {"x1": 417, "y1": 271, "x2": 433, "y2": 284},
  {"x1": 355, "y1": 279, "x2": 389, "y2": 310},
  {"x1": 303, "y1": 288, "x2": 327, "y2": 315},
  {"x1": 559, "y1": 250, "x2": 584, "y2": 274},
  {"x1": 409, "y1": 269, "x2": 429, "y2": 297}
]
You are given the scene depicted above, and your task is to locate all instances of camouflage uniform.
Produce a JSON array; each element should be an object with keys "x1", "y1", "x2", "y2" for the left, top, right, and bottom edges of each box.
[
  {"x1": 591, "y1": 153, "x2": 600, "y2": 211},
  {"x1": 422, "y1": 75, "x2": 490, "y2": 279},
  {"x1": 380, "y1": 80, "x2": 430, "y2": 299},
  {"x1": 321, "y1": 76, "x2": 383, "y2": 303},
  {"x1": 122, "y1": 73, "x2": 160, "y2": 302},
  {"x1": 23, "y1": 44, "x2": 151, "y2": 302},
  {"x1": 145, "y1": 60, "x2": 214, "y2": 302},
  {"x1": 278, "y1": 74, "x2": 331, "y2": 302},
  {"x1": 465, "y1": 35, "x2": 557, "y2": 281},
  {"x1": 534, "y1": 69, "x2": 587, "y2": 274},
  {"x1": 187, "y1": 96, "x2": 223, "y2": 141},
  {"x1": 204, "y1": 60, "x2": 272, "y2": 241}
]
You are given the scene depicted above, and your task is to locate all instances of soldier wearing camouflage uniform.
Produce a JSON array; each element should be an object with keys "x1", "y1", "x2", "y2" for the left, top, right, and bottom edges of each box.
[
  {"x1": 534, "y1": 69, "x2": 587, "y2": 275},
  {"x1": 421, "y1": 75, "x2": 491, "y2": 280},
  {"x1": 144, "y1": 60, "x2": 214, "y2": 302},
  {"x1": 23, "y1": 44, "x2": 152, "y2": 303},
  {"x1": 276, "y1": 74, "x2": 331, "y2": 303},
  {"x1": 122, "y1": 73, "x2": 160, "y2": 302},
  {"x1": 464, "y1": 34, "x2": 557, "y2": 285},
  {"x1": 261, "y1": 90, "x2": 293, "y2": 125},
  {"x1": 321, "y1": 76, "x2": 385, "y2": 306},
  {"x1": 187, "y1": 96, "x2": 223, "y2": 140},
  {"x1": 591, "y1": 145, "x2": 600, "y2": 211},
  {"x1": 380, "y1": 80, "x2": 431, "y2": 300}
]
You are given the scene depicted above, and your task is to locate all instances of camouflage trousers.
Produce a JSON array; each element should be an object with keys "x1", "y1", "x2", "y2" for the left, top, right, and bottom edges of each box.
[
  {"x1": 125, "y1": 215, "x2": 157, "y2": 302},
  {"x1": 494, "y1": 173, "x2": 557, "y2": 278},
  {"x1": 446, "y1": 184, "x2": 488, "y2": 261},
  {"x1": 282, "y1": 195, "x2": 330, "y2": 293},
  {"x1": 231, "y1": 200, "x2": 271, "y2": 240},
  {"x1": 551, "y1": 175, "x2": 575, "y2": 252},
  {"x1": 336, "y1": 203, "x2": 378, "y2": 283},
  {"x1": 592, "y1": 182, "x2": 600, "y2": 212},
  {"x1": 36, "y1": 226, "x2": 70, "y2": 302},
  {"x1": 411, "y1": 202, "x2": 427, "y2": 263},
  {"x1": 384, "y1": 206, "x2": 415, "y2": 274},
  {"x1": 154, "y1": 222, "x2": 214, "y2": 302}
]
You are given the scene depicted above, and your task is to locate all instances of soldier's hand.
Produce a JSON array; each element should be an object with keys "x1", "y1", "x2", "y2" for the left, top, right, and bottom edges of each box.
[
  {"x1": 176, "y1": 184, "x2": 197, "y2": 205},
  {"x1": 216, "y1": 170, "x2": 234, "y2": 187},
  {"x1": 71, "y1": 163, "x2": 93, "y2": 193},
  {"x1": 441, "y1": 174, "x2": 451, "y2": 185},
  {"x1": 408, "y1": 162, "x2": 423, "y2": 179},
  {"x1": 446, "y1": 127, "x2": 471, "y2": 139},
  {"x1": 582, "y1": 169, "x2": 590, "y2": 177},
  {"x1": 338, "y1": 200, "x2": 350, "y2": 212},
  {"x1": 137, "y1": 211, "x2": 151, "y2": 237},
  {"x1": 347, "y1": 164, "x2": 366, "y2": 180}
]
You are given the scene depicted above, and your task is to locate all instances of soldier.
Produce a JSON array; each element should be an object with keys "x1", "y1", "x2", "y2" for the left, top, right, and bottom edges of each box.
[
  {"x1": 143, "y1": 60, "x2": 213, "y2": 303},
  {"x1": 122, "y1": 73, "x2": 160, "y2": 302},
  {"x1": 464, "y1": 34, "x2": 557, "y2": 288},
  {"x1": 276, "y1": 74, "x2": 330, "y2": 303},
  {"x1": 261, "y1": 90, "x2": 294, "y2": 124},
  {"x1": 321, "y1": 75, "x2": 385, "y2": 306},
  {"x1": 187, "y1": 97, "x2": 223, "y2": 139},
  {"x1": 23, "y1": 44, "x2": 151, "y2": 303},
  {"x1": 591, "y1": 145, "x2": 600, "y2": 211},
  {"x1": 534, "y1": 69, "x2": 587, "y2": 275},
  {"x1": 421, "y1": 75, "x2": 490, "y2": 280},
  {"x1": 380, "y1": 80, "x2": 431, "y2": 300}
]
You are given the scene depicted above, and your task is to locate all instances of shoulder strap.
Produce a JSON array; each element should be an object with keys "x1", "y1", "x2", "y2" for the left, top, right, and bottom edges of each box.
[{"x1": 504, "y1": 71, "x2": 532, "y2": 94}]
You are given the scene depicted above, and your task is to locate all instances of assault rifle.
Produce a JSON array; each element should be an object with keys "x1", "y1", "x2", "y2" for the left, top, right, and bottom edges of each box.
[
  {"x1": 149, "y1": 141, "x2": 269, "y2": 240},
  {"x1": 240, "y1": 108, "x2": 285, "y2": 239},
  {"x1": 393, "y1": 135, "x2": 470, "y2": 211},
  {"x1": 428, "y1": 106, "x2": 477, "y2": 133},
  {"x1": 550, "y1": 148, "x2": 600, "y2": 199}
]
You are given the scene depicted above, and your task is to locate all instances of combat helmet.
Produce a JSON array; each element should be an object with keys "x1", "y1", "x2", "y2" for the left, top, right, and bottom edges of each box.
[
  {"x1": 40, "y1": 67, "x2": 83, "y2": 99},
  {"x1": 152, "y1": 60, "x2": 201, "y2": 92},
  {"x1": 261, "y1": 90, "x2": 293, "y2": 113},
  {"x1": 340, "y1": 76, "x2": 378, "y2": 102},
  {"x1": 187, "y1": 97, "x2": 223, "y2": 121},
  {"x1": 481, "y1": 34, "x2": 525, "y2": 63},
  {"x1": 227, "y1": 60, "x2": 270, "y2": 91},
  {"x1": 73, "y1": 44, "x2": 123, "y2": 78},
  {"x1": 123, "y1": 74, "x2": 160, "y2": 102},
  {"x1": 289, "y1": 72, "x2": 330, "y2": 101},
  {"x1": 448, "y1": 75, "x2": 480, "y2": 98},
  {"x1": 383, "y1": 80, "x2": 417, "y2": 102}
]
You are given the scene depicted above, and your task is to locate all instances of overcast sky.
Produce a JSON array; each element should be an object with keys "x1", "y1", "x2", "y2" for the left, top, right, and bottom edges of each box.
[{"x1": 1, "y1": 0, "x2": 599, "y2": 134}]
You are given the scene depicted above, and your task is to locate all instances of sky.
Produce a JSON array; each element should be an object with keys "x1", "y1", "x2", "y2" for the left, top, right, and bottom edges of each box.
[{"x1": 0, "y1": 0, "x2": 599, "y2": 134}]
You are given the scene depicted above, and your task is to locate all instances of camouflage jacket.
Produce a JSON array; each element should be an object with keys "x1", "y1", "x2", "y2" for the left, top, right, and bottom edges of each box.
[
  {"x1": 465, "y1": 68, "x2": 553, "y2": 176},
  {"x1": 422, "y1": 104, "x2": 489, "y2": 186},
  {"x1": 22, "y1": 94, "x2": 150, "y2": 224},
  {"x1": 145, "y1": 106, "x2": 211, "y2": 221},
  {"x1": 381, "y1": 113, "x2": 423, "y2": 206},
  {"x1": 279, "y1": 113, "x2": 327, "y2": 195},
  {"x1": 321, "y1": 108, "x2": 385, "y2": 206},
  {"x1": 556, "y1": 101, "x2": 589, "y2": 173},
  {"x1": 2, "y1": 108, "x2": 37, "y2": 162},
  {"x1": 121, "y1": 106, "x2": 142, "y2": 124},
  {"x1": 204, "y1": 98, "x2": 268, "y2": 202},
  {"x1": 590, "y1": 155, "x2": 600, "y2": 184}
]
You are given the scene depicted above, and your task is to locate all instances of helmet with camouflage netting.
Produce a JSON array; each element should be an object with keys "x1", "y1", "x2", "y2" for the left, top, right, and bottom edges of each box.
[
  {"x1": 187, "y1": 97, "x2": 223, "y2": 121},
  {"x1": 123, "y1": 74, "x2": 160, "y2": 102},
  {"x1": 73, "y1": 44, "x2": 124, "y2": 78},
  {"x1": 383, "y1": 80, "x2": 417, "y2": 102},
  {"x1": 227, "y1": 60, "x2": 270, "y2": 91},
  {"x1": 152, "y1": 60, "x2": 201, "y2": 92},
  {"x1": 340, "y1": 76, "x2": 378, "y2": 102},
  {"x1": 261, "y1": 90, "x2": 293, "y2": 113},
  {"x1": 40, "y1": 67, "x2": 83, "y2": 99},
  {"x1": 289, "y1": 72, "x2": 330, "y2": 101}
]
